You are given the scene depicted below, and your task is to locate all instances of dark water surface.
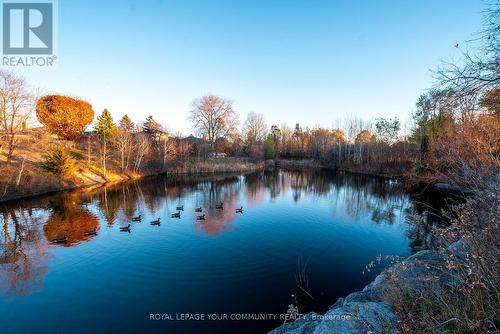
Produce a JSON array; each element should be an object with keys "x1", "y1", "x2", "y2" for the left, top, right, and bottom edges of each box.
[{"x1": 0, "y1": 170, "x2": 439, "y2": 333}]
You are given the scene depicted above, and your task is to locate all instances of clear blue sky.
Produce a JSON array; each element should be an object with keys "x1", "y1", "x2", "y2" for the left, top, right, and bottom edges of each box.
[{"x1": 17, "y1": 0, "x2": 484, "y2": 135}]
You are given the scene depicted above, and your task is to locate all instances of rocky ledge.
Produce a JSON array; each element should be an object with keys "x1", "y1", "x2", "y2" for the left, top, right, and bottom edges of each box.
[{"x1": 269, "y1": 241, "x2": 467, "y2": 334}]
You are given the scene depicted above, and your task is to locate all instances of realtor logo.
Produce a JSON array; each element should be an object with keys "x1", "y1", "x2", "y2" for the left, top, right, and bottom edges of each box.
[{"x1": 1, "y1": 0, "x2": 57, "y2": 67}]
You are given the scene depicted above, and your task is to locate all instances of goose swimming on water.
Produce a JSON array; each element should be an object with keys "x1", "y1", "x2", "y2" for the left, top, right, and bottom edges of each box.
[
  {"x1": 132, "y1": 215, "x2": 141, "y2": 222},
  {"x1": 235, "y1": 206, "x2": 243, "y2": 214},
  {"x1": 52, "y1": 236, "x2": 67, "y2": 244},
  {"x1": 171, "y1": 211, "x2": 181, "y2": 218},
  {"x1": 150, "y1": 218, "x2": 161, "y2": 226},
  {"x1": 195, "y1": 207, "x2": 202, "y2": 212},
  {"x1": 84, "y1": 229, "x2": 97, "y2": 236},
  {"x1": 196, "y1": 214, "x2": 205, "y2": 220},
  {"x1": 176, "y1": 205, "x2": 184, "y2": 211},
  {"x1": 120, "y1": 224, "x2": 131, "y2": 232}
]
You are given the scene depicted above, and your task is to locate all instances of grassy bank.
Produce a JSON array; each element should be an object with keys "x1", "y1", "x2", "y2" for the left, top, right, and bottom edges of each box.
[
  {"x1": 0, "y1": 157, "x2": 264, "y2": 203},
  {"x1": 0, "y1": 133, "x2": 265, "y2": 202}
]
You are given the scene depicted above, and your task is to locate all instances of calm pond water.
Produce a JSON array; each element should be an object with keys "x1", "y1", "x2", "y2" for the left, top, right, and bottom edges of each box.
[{"x1": 0, "y1": 170, "x2": 441, "y2": 333}]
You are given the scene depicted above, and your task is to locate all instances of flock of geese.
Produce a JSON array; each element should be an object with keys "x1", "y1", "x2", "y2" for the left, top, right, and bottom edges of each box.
[{"x1": 51, "y1": 203, "x2": 244, "y2": 244}]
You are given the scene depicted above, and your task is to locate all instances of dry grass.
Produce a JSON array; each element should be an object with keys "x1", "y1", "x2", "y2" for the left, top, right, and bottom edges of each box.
[
  {"x1": 0, "y1": 133, "x2": 132, "y2": 201},
  {"x1": 276, "y1": 159, "x2": 324, "y2": 170},
  {"x1": 164, "y1": 157, "x2": 264, "y2": 174}
]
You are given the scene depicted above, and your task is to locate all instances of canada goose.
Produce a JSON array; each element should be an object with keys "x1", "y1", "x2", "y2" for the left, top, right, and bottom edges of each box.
[
  {"x1": 84, "y1": 229, "x2": 97, "y2": 236},
  {"x1": 195, "y1": 207, "x2": 202, "y2": 212},
  {"x1": 150, "y1": 218, "x2": 161, "y2": 225},
  {"x1": 52, "y1": 236, "x2": 67, "y2": 244},
  {"x1": 120, "y1": 224, "x2": 131, "y2": 232},
  {"x1": 132, "y1": 215, "x2": 141, "y2": 222},
  {"x1": 197, "y1": 214, "x2": 205, "y2": 220},
  {"x1": 171, "y1": 211, "x2": 181, "y2": 218},
  {"x1": 215, "y1": 203, "x2": 223, "y2": 210},
  {"x1": 176, "y1": 205, "x2": 184, "y2": 211},
  {"x1": 235, "y1": 206, "x2": 243, "y2": 213}
]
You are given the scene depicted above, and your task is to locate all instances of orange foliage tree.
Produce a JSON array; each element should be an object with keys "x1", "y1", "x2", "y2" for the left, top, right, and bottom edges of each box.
[
  {"x1": 36, "y1": 95, "x2": 94, "y2": 140},
  {"x1": 355, "y1": 129, "x2": 375, "y2": 144}
]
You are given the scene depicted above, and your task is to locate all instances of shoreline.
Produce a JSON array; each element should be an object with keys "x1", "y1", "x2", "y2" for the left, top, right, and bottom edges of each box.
[
  {"x1": 0, "y1": 157, "x2": 265, "y2": 203},
  {"x1": 0, "y1": 158, "x2": 458, "y2": 204}
]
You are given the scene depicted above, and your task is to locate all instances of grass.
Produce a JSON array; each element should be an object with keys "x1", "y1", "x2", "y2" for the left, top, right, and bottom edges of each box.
[{"x1": 164, "y1": 157, "x2": 264, "y2": 174}]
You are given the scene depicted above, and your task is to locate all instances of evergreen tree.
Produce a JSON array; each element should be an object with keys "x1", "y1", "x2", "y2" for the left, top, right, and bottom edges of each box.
[
  {"x1": 293, "y1": 123, "x2": 303, "y2": 140},
  {"x1": 95, "y1": 108, "x2": 116, "y2": 138},
  {"x1": 270, "y1": 125, "x2": 281, "y2": 142},
  {"x1": 143, "y1": 115, "x2": 162, "y2": 136},
  {"x1": 94, "y1": 109, "x2": 116, "y2": 178},
  {"x1": 263, "y1": 135, "x2": 276, "y2": 159},
  {"x1": 119, "y1": 114, "x2": 134, "y2": 132},
  {"x1": 42, "y1": 147, "x2": 76, "y2": 176}
]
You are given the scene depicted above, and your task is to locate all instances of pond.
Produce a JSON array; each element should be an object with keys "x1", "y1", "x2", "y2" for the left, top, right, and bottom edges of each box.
[{"x1": 0, "y1": 170, "x2": 441, "y2": 333}]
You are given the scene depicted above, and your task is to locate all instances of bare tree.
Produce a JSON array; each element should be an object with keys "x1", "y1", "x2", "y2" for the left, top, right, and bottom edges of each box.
[
  {"x1": 188, "y1": 94, "x2": 239, "y2": 149},
  {"x1": 243, "y1": 112, "x2": 267, "y2": 145},
  {"x1": 173, "y1": 132, "x2": 192, "y2": 157},
  {"x1": 435, "y1": 2, "x2": 499, "y2": 96},
  {"x1": 309, "y1": 128, "x2": 333, "y2": 159},
  {"x1": 161, "y1": 135, "x2": 175, "y2": 170},
  {"x1": 132, "y1": 132, "x2": 150, "y2": 173},
  {"x1": 0, "y1": 71, "x2": 37, "y2": 163},
  {"x1": 282, "y1": 124, "x2": 294, "y2": 157},
  {"x1": 116, "y1": 115, "x2": 134, "y2": 172}
]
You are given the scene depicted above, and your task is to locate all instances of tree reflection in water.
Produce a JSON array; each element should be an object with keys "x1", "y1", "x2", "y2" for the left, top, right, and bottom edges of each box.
[
  {"x1": 1, "y1": 206, "x2": 48, "y2": 296},
  {"x1": 0, "y1": 170, "x2": 446, "y2": 297},
  {"x1": 44, "y1": 194, "x2": 100, "y2": 246}
]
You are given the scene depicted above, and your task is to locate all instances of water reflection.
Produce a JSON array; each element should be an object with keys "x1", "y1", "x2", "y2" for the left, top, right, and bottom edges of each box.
[
  {"x1": 1, "y1": 208, "x2": 48, "y2": 296},
  {"x1": 0, "y1": 170, "x2": 441, "y2": 299},
  {"x1": 44, "y1": 193, "x2": 100, "y2": 246}
]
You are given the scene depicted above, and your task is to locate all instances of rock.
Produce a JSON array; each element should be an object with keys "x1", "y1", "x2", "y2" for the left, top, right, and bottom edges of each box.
[
  {"x1": 448, "y1": 239, "x2": 469, "y2": 258},
  {"x1": 270, "y1": 302, "x2": 399, "y2": 334},
  {"x1": 342, "y1": 291, "x2": 373, "y2": 304},
  {"x1": 269, "y1": 312, "x2": 321, "y2": 334},
  {"x1": 315, "y1": 302, "x2": 399, "y2": 334},
  {"x1": 433, "y1": 182, "x2": 475, "y2": 195},
  {"x1": 330, "y1": 297, "x2": 344, "y2": 310},
  {"x1": 366, "y1": 250, "x2": 446, "y2": 301}
]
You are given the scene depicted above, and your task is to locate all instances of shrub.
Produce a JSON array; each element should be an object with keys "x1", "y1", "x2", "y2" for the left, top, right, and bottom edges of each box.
[
  {"x1": 42, "y1": 147, "x2": 76, "y2": 176},
  {"x1": 387, "y1": 173, "x2": 500, "y2": 333}
]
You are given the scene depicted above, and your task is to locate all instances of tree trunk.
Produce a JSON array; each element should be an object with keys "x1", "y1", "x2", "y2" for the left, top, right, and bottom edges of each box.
[
  {"x1": 87, "y1": 137, "x2": 91, "y2": 166},
  {"x1": 6, "y1": 134, "x2": 14, "y2": 164},
  {"x1": 102, "y1": 133, "x2": 107, "y2": 178},
  {"x1": 121, "y1": 144, "x2": 125, "y2": 173},
  {"x1": 125, "y1": 147, "x2": 131, "y2": 172},
  {"x1": 15, "y1": 157, "x2": 25, "y2": 186}
]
